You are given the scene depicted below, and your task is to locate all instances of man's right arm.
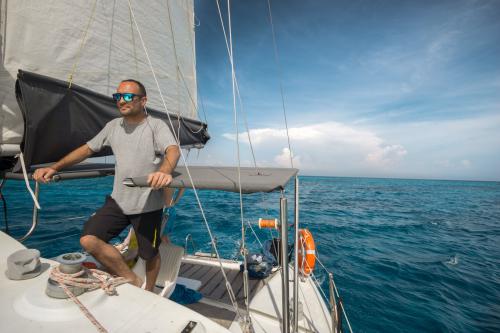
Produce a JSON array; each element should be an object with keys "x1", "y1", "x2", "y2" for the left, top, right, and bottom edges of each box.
[{"x1": 33, "y1": 144, "x2": 94, "y2": 183}]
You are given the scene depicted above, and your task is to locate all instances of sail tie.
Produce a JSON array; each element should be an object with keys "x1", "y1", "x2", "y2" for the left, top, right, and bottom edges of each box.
[
  {"x1": 17, "y1": 152, "x2": 41, "y2": 210},
  {"x1": 49, "y1": 266, "x2": 129, "y2": 333}
]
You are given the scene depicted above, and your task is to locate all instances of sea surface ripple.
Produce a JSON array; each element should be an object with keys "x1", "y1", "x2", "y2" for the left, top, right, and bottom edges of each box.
[{"x1": 3, "y1": 176, "x2": 499, "y2": 332}]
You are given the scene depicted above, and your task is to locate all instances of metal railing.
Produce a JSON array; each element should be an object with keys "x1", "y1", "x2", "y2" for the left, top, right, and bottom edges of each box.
[{"x1": 184, "y1": 233, "x2": 197, "y2": 254}]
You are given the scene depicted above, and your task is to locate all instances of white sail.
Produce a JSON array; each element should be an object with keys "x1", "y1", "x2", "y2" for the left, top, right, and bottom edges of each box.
[{"x1": 0, "y1": 0, "x2": 197, "y2": 156}]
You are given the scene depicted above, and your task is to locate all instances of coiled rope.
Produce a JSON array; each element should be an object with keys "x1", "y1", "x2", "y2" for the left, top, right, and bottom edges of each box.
[{"x1": 49, "y1": 266, "x2": 129, "y2": 333}]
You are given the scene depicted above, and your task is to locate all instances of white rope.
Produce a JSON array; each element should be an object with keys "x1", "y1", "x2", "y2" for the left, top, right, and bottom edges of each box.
[
  {"x1": 17, "y1": 152, "x2": 41, "y2": 210},
  {"x1": 49, "y1": 266, "x2": 129, "y2": 333},
  {"x1": 126, "y1": 1, "x2": 243, "y2": 320}
]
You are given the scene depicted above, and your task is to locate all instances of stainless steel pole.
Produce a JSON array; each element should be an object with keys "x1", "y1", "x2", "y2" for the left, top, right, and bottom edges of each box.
[
  {"x1": 280, "y1": 194, "x2": 290, "y2": 333},
  {"x1": 292, "y1": 176, "x2": 299, "y2": 333}
]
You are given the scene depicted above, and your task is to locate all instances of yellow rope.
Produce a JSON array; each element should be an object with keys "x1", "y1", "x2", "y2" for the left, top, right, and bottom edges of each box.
[{"x1": 68, "y1": 0, "x2": 98, "y2": 88}]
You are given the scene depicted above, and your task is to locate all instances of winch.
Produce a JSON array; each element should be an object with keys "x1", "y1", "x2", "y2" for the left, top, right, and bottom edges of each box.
[{"x1": 46, "y1": 252, "x2": 87, "y2": 299}]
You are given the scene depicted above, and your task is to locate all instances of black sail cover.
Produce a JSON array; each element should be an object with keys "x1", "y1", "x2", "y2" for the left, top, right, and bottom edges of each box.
[{"x1": 15, "y1": 70, "x2": 210, "y2": 168}]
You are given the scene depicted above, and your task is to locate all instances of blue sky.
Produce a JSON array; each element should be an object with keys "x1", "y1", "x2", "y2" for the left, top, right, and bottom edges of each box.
[{"x1": 191, "y1": 0, "x2": 500, "y2": 181}]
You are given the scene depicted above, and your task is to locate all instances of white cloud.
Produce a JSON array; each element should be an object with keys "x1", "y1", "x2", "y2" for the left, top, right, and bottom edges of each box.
[
  {"x1": 461, "y1": 159, "x2": 471, "y2": 168},
  {"x1": 274, "y1": 148, "x2": 301, "y2": 168},
  {"x1": 435, "y1": 158, "x2": 472, "y2": 170},
  {"x1": 223, "y1": 121, "x2": 407, "y2": 175},
  {"x1": 366, "y1": 144, "x2": 407, "y2": 166}
]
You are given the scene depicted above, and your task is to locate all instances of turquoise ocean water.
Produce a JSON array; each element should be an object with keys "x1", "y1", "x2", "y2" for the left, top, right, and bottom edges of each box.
[{"x1": 2, "y1": 176, "x2": 499, "y2": 332}]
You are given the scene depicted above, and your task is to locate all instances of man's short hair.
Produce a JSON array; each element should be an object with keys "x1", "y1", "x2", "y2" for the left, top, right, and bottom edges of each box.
[{"x1": 121, "y1": 79, "x2": 147, "y2": 96}]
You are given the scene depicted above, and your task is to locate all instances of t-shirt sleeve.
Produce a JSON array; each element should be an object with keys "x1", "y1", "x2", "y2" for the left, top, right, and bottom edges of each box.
[
  {"x1": 87, "y1": 121, "x2": 112, "y2": 153},
  {"x1": 155, "y1": 119, "x2": 177, "y2": 154}
]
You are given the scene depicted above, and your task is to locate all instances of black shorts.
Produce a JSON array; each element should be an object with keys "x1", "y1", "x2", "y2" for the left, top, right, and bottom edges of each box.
[{"x1": 82, "y1": 196, "x2": 162, "y2": 260}]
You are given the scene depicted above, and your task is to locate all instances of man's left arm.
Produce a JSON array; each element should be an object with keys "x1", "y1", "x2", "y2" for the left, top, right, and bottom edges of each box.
[{"x1": 148, "y1": 145, "x2": 180, "y2": 190}]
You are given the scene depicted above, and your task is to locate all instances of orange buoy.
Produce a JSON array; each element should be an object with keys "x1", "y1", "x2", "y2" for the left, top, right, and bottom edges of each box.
[{"x1": 298, "y1": 229, "x2": 316, "y2": 276}]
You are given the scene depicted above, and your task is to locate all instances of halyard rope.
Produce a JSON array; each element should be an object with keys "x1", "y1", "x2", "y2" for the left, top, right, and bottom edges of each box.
[
  {"x1": 126, "y1": 0, "x2": 245, "y2": 323},
  {"x1": 49, "y1": 266, "x2": 129, "y2": 333},
  {"x1": 68, "y1": 0, "x2": 98, "y2": 88}
]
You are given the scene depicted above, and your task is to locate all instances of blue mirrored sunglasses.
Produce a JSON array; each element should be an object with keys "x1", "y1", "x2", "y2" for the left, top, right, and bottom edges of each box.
[{"x1": 112, "y1": 93, "x2": 143, "y2": 103}]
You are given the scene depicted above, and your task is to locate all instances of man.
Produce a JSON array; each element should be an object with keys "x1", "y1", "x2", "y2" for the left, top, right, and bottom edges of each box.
[{"x1": 33, "y1": 80, "x2": 180, "y2": 291}]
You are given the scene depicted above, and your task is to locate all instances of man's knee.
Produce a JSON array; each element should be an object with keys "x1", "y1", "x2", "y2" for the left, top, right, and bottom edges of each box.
[
  {"x1": 80, "y1": 235, "x2": 100, "y2": 253},
  {"x1": 141, "y1": 251, "x2": 160, "y2": 266},
  {"x1": 148, "y1": 253, "x2": 160, "y2": 261}
]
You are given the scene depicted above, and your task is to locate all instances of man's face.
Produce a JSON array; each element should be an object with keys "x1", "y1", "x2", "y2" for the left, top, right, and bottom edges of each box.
[{"x1": 115, "y1": 81, "x2": 147, "y2": 117}]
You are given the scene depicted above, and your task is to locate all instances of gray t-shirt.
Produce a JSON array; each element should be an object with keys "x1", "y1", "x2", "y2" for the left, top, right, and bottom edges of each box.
[{"x1": 87, "y1": 116, "x2": 176, "y2": 215}]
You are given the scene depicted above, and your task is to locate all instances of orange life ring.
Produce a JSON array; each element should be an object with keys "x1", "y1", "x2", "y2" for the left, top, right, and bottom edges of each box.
[{"x1": 298, "y1": 229, "x2": 316, "y2": 276}]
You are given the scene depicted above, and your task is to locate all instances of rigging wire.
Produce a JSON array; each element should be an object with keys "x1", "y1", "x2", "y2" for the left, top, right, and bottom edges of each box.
[
  {"x1": 215, "y1": 0, "x2": 273, "y2": 223},
  {"x1": 214, "y1": 0, "x2": 259, "y2": 170},
  {"x1": 126, "y1": 0, "x2": 245, "y2": 323},
  {"x1": 265, "y1": 0, "x2": 294, "y2": 169},
  {"x1": 226, "y1": 0, "x2": 252, "y2": 326},
  {"x1": 245, "y1": 220, "x2": 263, "y2": 248}
]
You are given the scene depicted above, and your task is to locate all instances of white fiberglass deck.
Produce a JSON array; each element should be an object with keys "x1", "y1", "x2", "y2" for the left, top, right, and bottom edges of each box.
[{"x1": 0, "y1": 232, "x2": 230, "y2": 333}]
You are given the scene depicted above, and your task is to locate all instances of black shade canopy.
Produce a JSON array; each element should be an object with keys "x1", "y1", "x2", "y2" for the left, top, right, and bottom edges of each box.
[{"x1": 15, "y1": 70, "x2": 210, "y2": 168}]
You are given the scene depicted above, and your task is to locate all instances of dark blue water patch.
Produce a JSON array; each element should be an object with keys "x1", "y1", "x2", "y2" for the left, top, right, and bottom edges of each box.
[{"x1": 1, "y1": 176, "x2": 499, "y2": 332}]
